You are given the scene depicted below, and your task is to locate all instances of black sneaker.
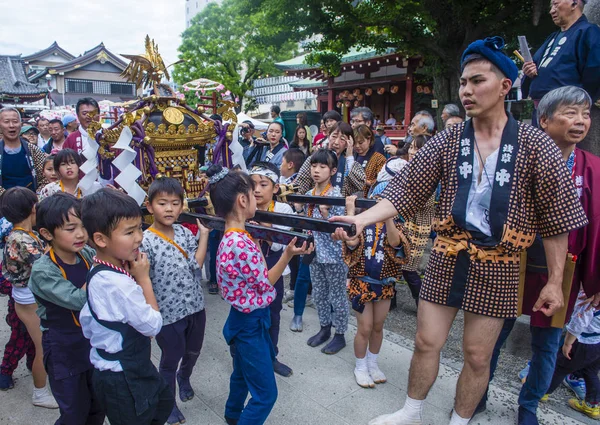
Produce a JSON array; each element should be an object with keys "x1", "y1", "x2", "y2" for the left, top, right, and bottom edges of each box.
[{"x1": 208, "y1": 282, "x2": 218, "y2": 295}]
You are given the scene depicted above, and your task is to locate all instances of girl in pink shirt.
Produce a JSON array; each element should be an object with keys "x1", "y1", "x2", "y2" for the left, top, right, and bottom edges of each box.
[{"x1": 206, "y1": 165, "x2": 311, "y2": 425}]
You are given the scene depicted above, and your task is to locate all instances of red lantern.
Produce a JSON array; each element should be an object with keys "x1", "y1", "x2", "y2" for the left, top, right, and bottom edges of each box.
[
  {"x1": 353, "y1": 89, "x2": 361, "y2": 97},
  {"x1": 416, "y1": 85, "x2": 423, "y2": 93},
  {"x1": 347, "y1": 94, "x2": 355, "y2": 101},
  {"x1": 390, "y1": 85, "x2": 399, "y2": 94},
  {"x1": 338, "y1": 93, "x2": 345, "y2": 100},
  {"x1": 344, "y1": 100, "x2": 351, "y2": 108},
  {"x1": 354, "y1": 100, "x2": 360, "y2": 107},
  {"x1": 365, "y1": 88, "x2": 373, "y2": 96},
  {"x1": 377, "y1": 87, "x2": 385, "y2": 95},
  {"x1": 336, "y1": 102, "x2": 343, "y2": 108},
  {"x1": 357, "y1": 94, "x2": 364, "y2": 101},
  {"x1": 423, "y1": 86, "x2": 431, "y2": 95}
]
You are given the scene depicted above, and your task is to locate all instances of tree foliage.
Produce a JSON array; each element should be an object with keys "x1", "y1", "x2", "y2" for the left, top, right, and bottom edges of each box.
[
  {"x1": 173, "y1": 0, "x2": 297, "y2": 108},
  {"x1": 243, "y1": 0, "x2": 556, "y2": 106}
]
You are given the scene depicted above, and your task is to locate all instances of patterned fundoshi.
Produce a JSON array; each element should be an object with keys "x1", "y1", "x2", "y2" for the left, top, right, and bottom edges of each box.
[{"x1": 87, "y1": 35, "x2": 238, "y2": 204}]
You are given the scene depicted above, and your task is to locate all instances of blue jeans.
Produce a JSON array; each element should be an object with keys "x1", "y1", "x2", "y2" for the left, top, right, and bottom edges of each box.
[
  {"x1": 519, "y1": 325, "x2": 562, "y2": 414},
  {"x1": 484, "y1": 319, "x2": 562, "y2": 415},
  {"x1": 293, "y1": 260, "x2": 311, "y2": 317}
]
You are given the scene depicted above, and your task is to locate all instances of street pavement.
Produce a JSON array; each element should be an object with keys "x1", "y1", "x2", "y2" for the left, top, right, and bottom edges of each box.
[{"x1": 0, "y1": 284, "x2": 589, "y2": 425}]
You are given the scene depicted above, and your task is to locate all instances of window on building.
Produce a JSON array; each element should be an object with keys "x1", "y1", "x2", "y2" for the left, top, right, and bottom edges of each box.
[
  {"x1": 66, "y1": 79, "x2": 93, "y2": 93},
  {"x1": 110, "y1": 83, "x2": 134, "y2": 95}
]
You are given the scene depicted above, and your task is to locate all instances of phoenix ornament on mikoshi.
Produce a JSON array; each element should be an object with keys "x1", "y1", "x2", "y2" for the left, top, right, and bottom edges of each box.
[
  {"x1": 86, "y1": 36, "x2": 238, "y2": 205},
  {"x1": 120, "y1": 35, "x2": 183, "y2": 94}
]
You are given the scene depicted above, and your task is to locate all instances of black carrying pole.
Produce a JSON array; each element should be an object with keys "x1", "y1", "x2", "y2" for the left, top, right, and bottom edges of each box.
[
  {"x1": 179, "y1": 212, "x2": 313, "y2": 248},
  {"x1": 252, "y1": 210, "x2": 356, "y2": 237},
  {"x1": 285, "y1": 194, "x2": 377, "y2": 210}
]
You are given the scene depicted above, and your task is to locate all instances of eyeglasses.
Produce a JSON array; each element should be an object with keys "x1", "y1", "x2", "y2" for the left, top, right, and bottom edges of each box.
[{"x1": 350, "y1": 119, "x2": 365, "y2": 125}]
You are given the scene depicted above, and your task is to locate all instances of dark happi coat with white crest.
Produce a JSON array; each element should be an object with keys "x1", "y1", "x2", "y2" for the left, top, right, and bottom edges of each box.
[{"x1": 381, "y1": 114, "x2": 587, "y2": 318}]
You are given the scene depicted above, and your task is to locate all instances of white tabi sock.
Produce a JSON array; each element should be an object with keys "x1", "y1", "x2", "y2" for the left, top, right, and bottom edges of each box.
[
  {"x1": 367, "y1": 349, "x2": 378, "y2": 366},
  {"x1": 356, "y1": 356, "x2": 368, "y2": 371},
  {"x1": 448, "y1": 410, "x2": 470, "y2": 425},
  {"x1": 403, "y1": 396, "x2": 424, "y2": 420}
]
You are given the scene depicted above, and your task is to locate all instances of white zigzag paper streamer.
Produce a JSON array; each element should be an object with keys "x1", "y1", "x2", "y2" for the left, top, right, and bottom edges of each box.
[
  {"x1": 112, "y1": 126, "x2": 147, "y2": 205},
  {"x1": 78, "y1": 132, "x2": 100, "y2": 191}
]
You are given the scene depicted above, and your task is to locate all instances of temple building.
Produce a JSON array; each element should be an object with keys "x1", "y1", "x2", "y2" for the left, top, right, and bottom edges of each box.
[
  {"x1": 275, "y1": 48, "x2": 434, "y2": 139},
  {"x1": 23, "y1": 41, "x2": 140, "y2": 107}
]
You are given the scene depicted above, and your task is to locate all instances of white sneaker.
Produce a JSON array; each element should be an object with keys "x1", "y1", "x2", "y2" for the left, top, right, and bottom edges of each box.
[
  {"x1": 368, "y1": 364, "x2": 387, "y2": 384},
  {"x1": 306, "y1": 295, "x2": 314, "y2": 308},
  {"x1": 282, "y1": 290, "x2": 294, "y2": 303},
  {"x1": 368, "y1": 409, "x2": 422, "y2": 425},
  {"x1": 354, "y1": 367, "x2": 375, "y2": 388},
  {"x1": 32, "y1": 386, "x2": 59, "y2": 409}
]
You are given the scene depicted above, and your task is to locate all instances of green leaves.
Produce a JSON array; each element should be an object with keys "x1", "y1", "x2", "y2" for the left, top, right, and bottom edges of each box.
[{"x1": 173, "y1": 0, "x2": 297, "y2": 106}]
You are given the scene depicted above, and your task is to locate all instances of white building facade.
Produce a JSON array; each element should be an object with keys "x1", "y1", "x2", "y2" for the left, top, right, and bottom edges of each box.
[{"x1": 186, "y1": 0, "x2": 222, "y2": 28}]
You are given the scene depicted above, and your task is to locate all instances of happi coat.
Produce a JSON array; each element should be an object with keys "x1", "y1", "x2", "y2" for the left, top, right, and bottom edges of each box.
[{"x1": 381, "y1": 115, "x2": 588, "y2": 318}]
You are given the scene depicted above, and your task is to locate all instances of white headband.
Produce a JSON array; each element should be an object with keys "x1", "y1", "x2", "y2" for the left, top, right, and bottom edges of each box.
[{"x1": 249, "y1": 166, "x2": 279, "y2": 184}]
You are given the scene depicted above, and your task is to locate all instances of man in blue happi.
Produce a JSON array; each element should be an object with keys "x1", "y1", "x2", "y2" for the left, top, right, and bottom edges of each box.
[{"x1": 521, "y1": 0, "x2": 600, "y2": 126}]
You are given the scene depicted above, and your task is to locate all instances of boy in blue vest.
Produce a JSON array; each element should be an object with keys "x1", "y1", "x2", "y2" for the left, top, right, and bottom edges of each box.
[
  {"x1": 79, "y1": 189, "x2": 174, "y2": 425},
  {"x1": 29, "y1": 193, "x2": 105, "y2": 424}
]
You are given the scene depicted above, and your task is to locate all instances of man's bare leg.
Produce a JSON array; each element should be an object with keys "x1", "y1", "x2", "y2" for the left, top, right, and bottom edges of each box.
[
  {"x1": 368, "y1": 300, "x2": 458, "y2": 425},
  {"x1": 453, "y1": 312, "x2": 504, "y2": 420}
]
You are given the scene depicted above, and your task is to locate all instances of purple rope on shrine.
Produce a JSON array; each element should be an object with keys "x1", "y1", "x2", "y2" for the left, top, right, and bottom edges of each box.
[
  {"x1": 131, "y1": 120, "x2": 158, "y2": 177},
  {"x1": 211, "y1": 120, "x2": 232, "y2": 169}
]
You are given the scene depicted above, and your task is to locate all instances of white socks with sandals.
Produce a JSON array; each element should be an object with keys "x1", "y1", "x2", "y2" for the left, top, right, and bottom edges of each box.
[{"x1": 355, "y1": 350, "x2": 386, "y2": 388}]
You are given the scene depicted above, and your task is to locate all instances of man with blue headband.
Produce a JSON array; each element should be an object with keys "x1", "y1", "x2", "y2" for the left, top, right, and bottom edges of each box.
[{"x1": 331, "y1": 37, "x2": 588, "y2": 425}]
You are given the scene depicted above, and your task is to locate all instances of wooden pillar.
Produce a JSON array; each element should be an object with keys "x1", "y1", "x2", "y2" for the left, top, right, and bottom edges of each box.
[
  {"x1": 404, "y1": 64, "x2": 414, "y2": 127},
  {"x1": 327, "y1": 77, "x2": 335, "y2": 111}
]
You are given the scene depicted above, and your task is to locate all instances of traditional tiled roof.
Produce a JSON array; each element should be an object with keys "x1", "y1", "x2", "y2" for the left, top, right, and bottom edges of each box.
[
  {"x1": 28, "y1": 68, "x2": 48, "y2": 82},
  {"x1": 22, "y1": 41, "x2": 75, "y2": 62},
  {"x1": 0, "y1": 55, "x2": 47, "y2": 95},
  {"x1": 50, "y1": 42, "x2": 128, "y2": 73},
  {"x1": 275, "y1": 47, "x2": 397, "y2": 71}
]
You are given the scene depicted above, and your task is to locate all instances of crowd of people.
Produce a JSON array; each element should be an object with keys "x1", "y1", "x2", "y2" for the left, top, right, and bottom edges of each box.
[{"x1": 0, "y1": 2, "x2": 599, "y2": 425}]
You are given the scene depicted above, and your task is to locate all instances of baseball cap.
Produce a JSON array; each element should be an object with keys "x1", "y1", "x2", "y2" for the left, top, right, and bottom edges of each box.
[
  {"x1": 62, "y1": 114, "x2": 77, "y2": 127},
  {"x1": 20, "y1": 125, "x2": 39, "y2": 135}
]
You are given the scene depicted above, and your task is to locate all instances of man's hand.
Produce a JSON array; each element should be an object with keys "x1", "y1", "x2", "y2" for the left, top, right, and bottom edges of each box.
[
  {"x1": 330, "y1": 215, "x2": 365, "y2": 241},
  {"x1": 126, "y1": 251, "x2": 151, "y2": 283},
  {"x1": 523, "y1": 61, "x2": 538, "y2": 78},
  {"x1": 533, "y1": 282, "x2": 564, "y2": 316},
  {"x1": 579, "y1": 291, "x2": 600, "y2": 312}
]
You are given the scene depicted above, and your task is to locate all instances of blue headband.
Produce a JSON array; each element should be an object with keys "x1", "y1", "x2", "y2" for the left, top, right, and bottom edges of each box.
[{"x1": 461, "y1": 36, "x2": 518, "y2": 83}]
